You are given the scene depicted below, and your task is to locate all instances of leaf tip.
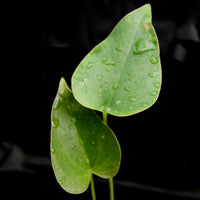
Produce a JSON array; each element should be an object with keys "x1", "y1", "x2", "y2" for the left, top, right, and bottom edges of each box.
[
  {"x1": 139, "y1": 3, "x2": 152, "y2": 13},
  {"x1": 59, "y1": 77, "x2": 71, "y2": 93}
]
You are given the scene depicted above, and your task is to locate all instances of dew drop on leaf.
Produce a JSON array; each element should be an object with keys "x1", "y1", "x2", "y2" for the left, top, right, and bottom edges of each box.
[
  {"x1": 58, "y1": 178, "x2": 63, "y2": 185},
  {"x1": 124, "y1": 86, "x2": 131, "y2": 92},
  {"x1": 149, "y1": 55, "x2": 158, "y2": 64},
  {"x1": 115, "y1": 45, "x2": 123, "y2": 52},
  {"x1": 142, "y1": 103, "x2": 149, "y2": 108},
  {"x1": 113, "y1": 85, "x2": 117, "y2": 91},
  {"x1": 54, "y1": 98, "x2": 61, "y2": 110},
  {"x1": 101, "y1": 135, "x2": 105, "y2": 140},
  {"x1": 115, "y1": 100, "x2": 122, "y2": 105},
  {"x1": 106, "y1": 67, "x2": 111, "y2": 72},
  {"x1": 129, "y1": 96, "x2": 136, "y2": 102},
  {"x1": 81, "y1": 82, "x2": 88, "y2": 93},
  {"x1": 153, "y1": 81, "x2": 160, "y2": 88},
  {"x1": 148, "y1": 71, "x2": 159, "y2": 78},
  {"x1": 128, "y1": 78, "x2": 132, "y2": 82},
  {"x1": 71, "y1": 118, "x2": 76, "y2": 124},
  {"x1": 68, "y1": 124, "x2": 73, "y2": 129},
  {"x1": 149, "y1": 90, "x2": 158, "y2": 96},
  {"x1": 97, "y1": 75, "x2": 102, "y2": 80},
  {"x1": 102, "y1": 59, "x2": 116, "y2": 66},
  {"x1": 51, "y1": 147, "x2": 55, "y2": 153},
  {"x1": 86, "y1": 158, "x2": 90, "y2": 164},
  {"x1": 86, "y1": 61, "x2": 94, "y2": 69},
  {"x1": 105, "y1": 107, "x2": 111, "y2": 112},
  {"x1": 52, "y1": 117, "x2": 59, "y2": 128},
  {"x1": 59, "y1": 88, "x2": 65, "y2": 97},
  {"x1": 133, "y1": 39, "x2": 156, "y2": 55}
]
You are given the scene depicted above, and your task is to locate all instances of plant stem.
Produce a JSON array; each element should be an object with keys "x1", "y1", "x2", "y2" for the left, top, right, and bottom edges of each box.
[
  {"x1": 102, "y1": 112, "x2": 115, "y2": 200},
  {"x1": 103, "y1": 111, "x2": 107, "y2": 124},
  {"x1": 109, "y1": 178, "x2": 114, "y2": 200},
  {"x1": 90, "y1": 175, "x2": 96, "y2": 200}
]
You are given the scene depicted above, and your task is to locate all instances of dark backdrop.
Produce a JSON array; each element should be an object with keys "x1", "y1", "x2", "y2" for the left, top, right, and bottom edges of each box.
[{"x1": 2, "y1": 0, "x2": 200, "y2": 199}]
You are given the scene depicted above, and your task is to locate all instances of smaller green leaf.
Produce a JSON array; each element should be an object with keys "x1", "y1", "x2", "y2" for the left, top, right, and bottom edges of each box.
[{"x1": 51, "y1": 78, "x2": 121, "y2": 194}]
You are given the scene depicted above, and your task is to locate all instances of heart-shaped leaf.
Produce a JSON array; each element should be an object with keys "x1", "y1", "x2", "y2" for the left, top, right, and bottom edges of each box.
[
  {"x1": 51, "y1": 78, "x2": 121, "y2": 194},
  {"x1": 72, "y1": 4, "x2": 161, "y2": 116}
]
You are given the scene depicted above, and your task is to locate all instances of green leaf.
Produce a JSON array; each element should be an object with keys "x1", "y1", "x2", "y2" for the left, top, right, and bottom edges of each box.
[
  {"x1": 51, "y1": 78, "x2": 121, "y2": 194},
  {"x1": 72, "y1": 4, "x2": 161, "y2": 116}
]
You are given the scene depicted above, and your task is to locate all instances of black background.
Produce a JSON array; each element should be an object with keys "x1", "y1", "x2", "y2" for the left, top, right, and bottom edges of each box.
[{"x1": 2, "y1": 0, "x2": 200, "y2": 199}]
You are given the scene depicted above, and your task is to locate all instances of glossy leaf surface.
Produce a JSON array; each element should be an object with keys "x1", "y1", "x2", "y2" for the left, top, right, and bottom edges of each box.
[
  {"x1": 51, "y1": 78, "x2": 121, "y2": 194},
  {"x1": 72, "y1": 4, "x2": 161, "y2": 116}
]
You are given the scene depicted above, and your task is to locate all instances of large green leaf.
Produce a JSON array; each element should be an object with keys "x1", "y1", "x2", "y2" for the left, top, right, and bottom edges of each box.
[
  {"x1": 72, "y1": 4, "x2": 161, "y2": 116},
  {"x1": 51, "y1": 78, "x2": 121, "y2": 194}
]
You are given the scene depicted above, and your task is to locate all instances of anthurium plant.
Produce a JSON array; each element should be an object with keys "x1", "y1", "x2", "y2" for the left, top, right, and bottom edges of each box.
[{"x1": 51, "y1": 4, "x2": 161, "y2": 200}]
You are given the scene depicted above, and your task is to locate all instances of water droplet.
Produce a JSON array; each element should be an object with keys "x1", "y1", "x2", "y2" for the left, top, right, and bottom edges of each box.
[
  {"x1": 148, "y1": 71, "x2": 159, "y2": 78},
  {"x1": 106, "y1": 67, "x2": 111, "y2": 72},
  {"x1": 129, "y1": 106, "x2": 133, "y2": 110},
  {"x1": 149, "y1": 55, "x2": 158, "y2": 64},
  {"x1": 102, "y1": 59, "x2": 116, "y2": 66},
  {"x1": 54, "y1": 98, "x2": 61, "y2": 110},
  {"x1": 124, "y1": 86, "x2": 131, "y2": 92},
  {"x1": 153, "y1": 82, "x2": 160, "y2": 88},
  {"x1": 149, "y1": 90, "x2": 158, "y2": 96},
  {"x1": 97, "y1": 75, "x2": 102, "y2": 80},
  {"x1": 98, "y1": 88, "x2": 102, "y2": 93},
  {"x1": 91, "y1": 141, "x2": 95, "y2": 145},
  {"x1": 68, "y1": 124, "x2": 73, "y2": 129},
  {"x1": 99, "y1": 106, "x2": 105, "y2": 112},
  {"x1": 81, "y1": 82, "x2": 87, "y2": 93},
  {"x1": 101, "y1": 135, "x2": 105, "y2": 140},
  {"x1": 67, "y1": 105, "x2": 71, "y2": 109},
  {"x1": 86, "y1": 61, "x2": 94, "y2": 69},
  {"x1": 105, "y1": 107, "x2": 111, "y2": 112},
  {"x1": 51, "y1": 147, "x2": 55, "y2": 153},
  {"x1": 58, "y1": 178, "x2": 63, "y2": 185},
  {"x1": 71, "y1": 144, "x2": 75, "y2": 149},
  {"x1": 133, "y1": 39, "x2": 156, "y2": 55},
  {"x1": 75, "y1": 76, "x2": 87, "y2": 93},
  {"x1": 142, "y1": 103, "x2": 149, "y2": 108},
  {"x1": 128, "y1": 78, "x2": 132, "y2": 82},
  {"x1": 73, "y1": 76, "x2": 84, "y2": 82},
  {"x1": 91, "y1": 46, "x2": 103, "y2": 54},
  {"x1": 134, "y1": 80, "x2": 139, "y2": 84},
  {"x1": 115, "y1": 100, "x2": 121, "y2": 105},
  {"x1": 86, "y1": 158, "x2": 90, "y2": 164},
  {"x1": 71, "y1": 118, "x2": 76, "y2": 124},
  {"x1": 129, "y1": 96, "x2": 136, "y2": 102},
  {"x1": 59, "y1": 88, "x2": 65, "y2": 97},
  {"x1": 113, "y1": 85, "x2": 117, "y2": 91},
  {"x1": 52, "y1": 117, "x2": 59, "y2": 128},
  {"x1": 115, "y1": 45, "x2": 123, "y2": 52}
]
